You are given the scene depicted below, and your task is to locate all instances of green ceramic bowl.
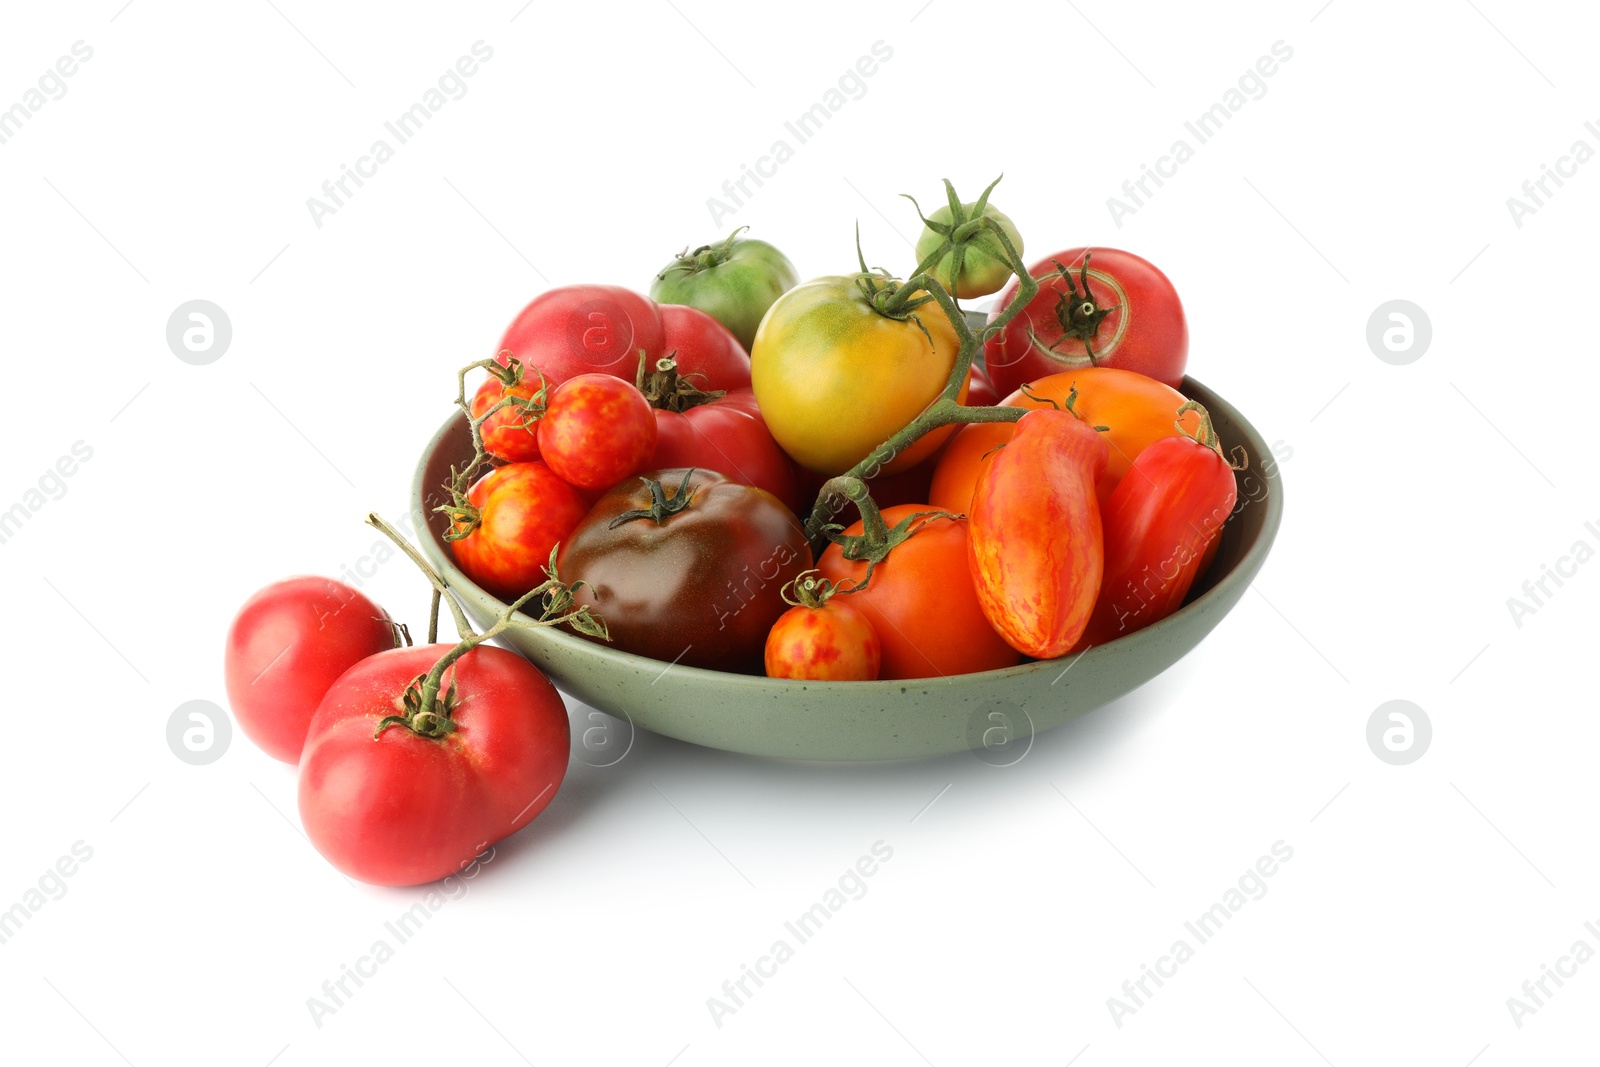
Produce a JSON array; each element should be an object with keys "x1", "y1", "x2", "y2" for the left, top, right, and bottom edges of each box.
[{"x1": 412, "y1": 377, "x2": 1282, "y2": 761}]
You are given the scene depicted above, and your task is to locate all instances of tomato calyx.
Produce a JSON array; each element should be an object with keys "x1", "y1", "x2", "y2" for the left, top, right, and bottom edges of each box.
[
  {"x1": 1017, "y1": 382, "x2": 1111, "y2": 433},
  {"x1": 607, "y1": 468, "x2": 700, "y2": 528},
  {"x1": 902, "y1": 175, "x2": 1015, "y2": 299},
  {"x1": 815, "y1": 475, "x2": 960, "y2": 590},
  {"x1": 1175, "y1": 400, "x2": 1249, "y2": 469},
  {"x1": 1044, "y1": 253, "x2": 1120, "y2": 363},
  {"x1": 658, "y1": 226, "x2": 749, "y2": 279},
  {"x1": 636, "y1": 352, "x2": 726, "y2": 414},
  {"x1": 781, "y1": 568, "x2": 846, "y2": 609},
  {"x1": 365, "y1": 515, "x2": 610, "y2": 741}
]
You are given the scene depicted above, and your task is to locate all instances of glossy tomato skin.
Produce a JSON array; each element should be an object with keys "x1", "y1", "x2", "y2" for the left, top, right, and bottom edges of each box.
[
  {"x1": 1076, "y1": 434, "x2": 1238, "y2": 649},
  {"x1": 658, "y1": 303, "x2": 752, "y2": 390},
  {"x1": 557, "y1": 469, "x2": 813, "y2": 673},
  {"x1": 651, "y1": 390, "x2": 801, "y2": 514},
  {"x1": 224, "y1": 578, "x2": 396, "y2": 764},
  {"x1": 496, "y1": 285, "x2": 665, "y2": 387},
  {"x1": 298, "y1": 644, "x2": 568, "y2": 887},
  {"x1": 470, "y1": 372, "x2": 544, "y2": 463},
  {"x1": 450, "y1": 462, "x2": 589, "y2": 602},
  {"x1": 985, "y1": 248, "x2": 1188, "y2": 394},
  {"x1": 651, "y1": 236, "x2": 800, "y2": 352},
  {"x1": 539, "y1": 374, "x2": 658, "y2": 492},
  {"x1": 765, "y1": 599, "x2": 881, "y2": 681},
  {"x1": 969, "y1": 410, "x2": 1108, "y2": 658},
  {"x1": 914, "y1": 201, "x2": 1024, "y2": 299},
  {"x1": 751, "y1": 276, "x2": 968, "y2": 476},
  {"x1": 930, "y1": 367, "x2": 1190, "y2": 515},
  {"x1": 817, "y1": 505, "x2": 1019, "y2": 679}
]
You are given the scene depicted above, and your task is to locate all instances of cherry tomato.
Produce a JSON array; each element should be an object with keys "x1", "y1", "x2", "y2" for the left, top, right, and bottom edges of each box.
[
  {"x1": 224, "y1": 578, "x2": 397, "y2": 764},
  {"x1": 985, "y1": 248, "x2": 1188, "y2": 394},
  {"x1": 930, "y1": 367, "x2": 1193, "y2": 515},
  {"x1": 539, "y1": 373, "x2": 658, "y2": 492},
  {"x1": 299, "y1": 644, "x2": 568, "y2": 886},
  {"x1": 1076, "y1": 406, "x2": 1239, "y2": 648},
  {"x1": 470, "y1": 367, "x2": 544, "y2": 463},
  {"x1": 648, "y1": 380, "x2": 801, "y2": 514},
  {"x1": 764, "y1": 576, "x2": 881, "y2": 681},
  {"x1": 751, "y1": 275, "x2": 968, "y2": 476},
  {"x1": 914, "y1": 196, "x2": 1023, "y2": 299},
  {"x1": 968, "y1": 409, "x2": 1108, "y2": 658},
  {"x1": 657, "y1": 303, "x2": 752, "y2": 390},
  {"x1": 496, "y1": 284, "x2": 665, "y2": 387},
  {"x1": 449, "y1": 462, "x2": 589, "y2": 603},
  {"x1": 817, "y1": 505, "x2": 1019, "y2": 679},
  {"x1": 557, "y1": 469, "x2": 812, "y2": 673}
]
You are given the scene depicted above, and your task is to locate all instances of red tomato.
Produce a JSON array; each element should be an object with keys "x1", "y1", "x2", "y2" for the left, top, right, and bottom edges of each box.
[
  {"x1": 299, "y1": 644, "x2": 568, "y2": 886},
  {"x1": 224, "y1": 578, "x2": 396, "y2": 764},
  {"x1": 817, "y1": 505, "x2": 1019, "y2": 679},
  {"x1": 650, "y1": 388, "x2": 801, "y2": 513},
  {"x1": 470, "y1": 370, "x2": 544, "y2": 463},
  {"x1": 765, "y1": 596, "x2": 881, "y2": 681},
  {"x1": 496, "y1": 285, "x2": 665, "y2": 387},
  {"x1": 1076, "y1": 412, "x2": 1238, "y2": 648},
  {"x1": 985, "y1": 248, "x2": 1188, "y2": 394},
  {"x1": 449, "y1": 462, "x2": 589, "y2": 602},
  {"x1": 539, "y1": 374, "x2": 658, "y2": 492},
  {"x1": 969, "y1": 409, "x2": 1108, "y2": 657},
  {"x1": 658, "y1": 303, "x2": 752, "y2": 390}
]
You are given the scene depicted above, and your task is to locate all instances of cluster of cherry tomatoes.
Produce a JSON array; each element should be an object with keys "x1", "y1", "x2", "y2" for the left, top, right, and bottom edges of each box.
[{"x1": 221, "y1": 178, "x2": 1246, "y2": 886}]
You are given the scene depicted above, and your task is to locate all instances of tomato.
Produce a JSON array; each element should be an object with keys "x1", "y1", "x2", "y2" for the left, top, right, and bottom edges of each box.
[
  {"x1": 224, "y1": 578, "x2": 397, "y2": 764},
  {"x1": 751, "y1": 276, "x2": 968, "y2": 476},
  {"x1": 557, "y1": 469, "x2": 812, "y2": 673},
  {"x1": 968, "y1": 409, "x2": 1108, "y2": 658},
  {"x1": 647, "y1": 379, "x2": 802, "y2": 514},
  {"x1": 1076, "y1": 406, "x2": 1239, "y2": 649},
  {"x1": 298, "y1": 644, "x2": 568, "y2": 886},
  {"x1": 470, "y1": 366, "x2": 544, "y2": 463},
  {"x1": 985, "y1": 248, "x2": 1188, "y2": 394},
  {"x1": 449, "y1": 462, "x2": 589, "y2": 603},
  {"x1": 817, "y1": 505, "x2": 1019, "y2": 679},
  {"x1": 657, "y1": 303, "x2": 752, "y2": 391},
  {"x1": 496, "y1": 284, "x2": 665, "y2": 387},
  {"x1": 764, "y1": 574, "x2": 881, "y2": 681},
  {"x1": 913, "y1": 196, "x2": 1023, "y2": 299},
  {"x1": 539, "y1": 373, "x2": 658, "y2": 492},
  {"x1": 650, "y1": 230, "x2": 800, "y2": 352},
  {"x1": 930, "y1": 367, "x2": 1192, "y2": 515}
]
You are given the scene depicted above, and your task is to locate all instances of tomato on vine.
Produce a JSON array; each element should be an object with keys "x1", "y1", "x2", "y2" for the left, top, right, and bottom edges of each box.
[
  {"x1": 445, "y1": 462, "x2": 589, "y2": 603},
  {"x1": 764, "y1": 571, "x2": 881, "y2": 681}
]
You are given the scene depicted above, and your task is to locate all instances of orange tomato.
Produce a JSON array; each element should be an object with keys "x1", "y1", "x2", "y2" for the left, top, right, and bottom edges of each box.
[
  {"x1": 929, "y1": 366, "x2": 1194, "y2": 514},
  {"x1": 764, "y1": 598, "x2": 882, "y2": 681},
  {"x1": 817, "y1": 505, "x2": 1019, "y2": 679},
  {"x1": 968, "y1": 410, "x2": 1109, "y2": 658}
]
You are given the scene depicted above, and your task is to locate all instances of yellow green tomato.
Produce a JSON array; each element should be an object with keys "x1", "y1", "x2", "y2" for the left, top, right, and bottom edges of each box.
[
  {"x1": 750, "y1": 276, "x2": 967, "y2": 477},
  {"x1": 914, "y1": 202, "x2": 1023, "y2": 299}
]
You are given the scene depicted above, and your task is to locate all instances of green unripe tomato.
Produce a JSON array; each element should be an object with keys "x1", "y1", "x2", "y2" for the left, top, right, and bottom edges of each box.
[
  {"x1": 915, "y1": 202, "x2": 1023, "y2": 299},
  {"x1": 650, "y1": 232, "x2": 799, "y2": 352}
]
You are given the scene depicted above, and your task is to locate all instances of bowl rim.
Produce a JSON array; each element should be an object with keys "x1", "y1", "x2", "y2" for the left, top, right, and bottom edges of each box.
[{"x1": 411, "y1": 374, "x2": 1283, "y2": 691}]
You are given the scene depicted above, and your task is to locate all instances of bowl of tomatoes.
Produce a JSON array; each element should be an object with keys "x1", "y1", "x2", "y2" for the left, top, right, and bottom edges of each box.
[{"x1": 411, "y1": 372, "x2": 1281, "y2": 762}]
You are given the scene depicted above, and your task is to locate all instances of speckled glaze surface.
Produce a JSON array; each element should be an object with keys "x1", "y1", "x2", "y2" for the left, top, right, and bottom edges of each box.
[{"x1": 412, "y1": 377, "x2": 1282, "y2": 761}]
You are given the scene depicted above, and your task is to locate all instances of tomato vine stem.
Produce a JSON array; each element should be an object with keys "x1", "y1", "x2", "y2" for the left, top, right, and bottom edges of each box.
[{"x1": 801, "y1": 178, "x2": 1044, "y2": 551}]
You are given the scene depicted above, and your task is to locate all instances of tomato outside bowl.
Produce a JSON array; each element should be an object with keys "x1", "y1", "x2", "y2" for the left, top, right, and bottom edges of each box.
[{"x1": 412, "y1": 379, "x2": 1282, "y2": 762}]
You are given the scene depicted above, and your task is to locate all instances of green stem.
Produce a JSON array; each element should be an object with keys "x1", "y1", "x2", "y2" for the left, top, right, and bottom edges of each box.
[{"x1": 366, "y1": 512, "x2": 476, "y2": 640}]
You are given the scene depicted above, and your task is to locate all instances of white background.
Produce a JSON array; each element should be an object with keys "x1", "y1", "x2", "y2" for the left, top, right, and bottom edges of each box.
[{"x1": 1, "y1": 1, "x2": 1595, "y2": 1064}]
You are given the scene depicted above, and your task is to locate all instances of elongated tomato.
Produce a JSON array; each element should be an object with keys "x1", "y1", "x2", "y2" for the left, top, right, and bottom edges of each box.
[
  {"x1": 968, "y1": 409, "x2": 1108, "y2": 657},
  {"x1": 1076, "y1": 402, "x2": 1238, "y2": 648}
]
